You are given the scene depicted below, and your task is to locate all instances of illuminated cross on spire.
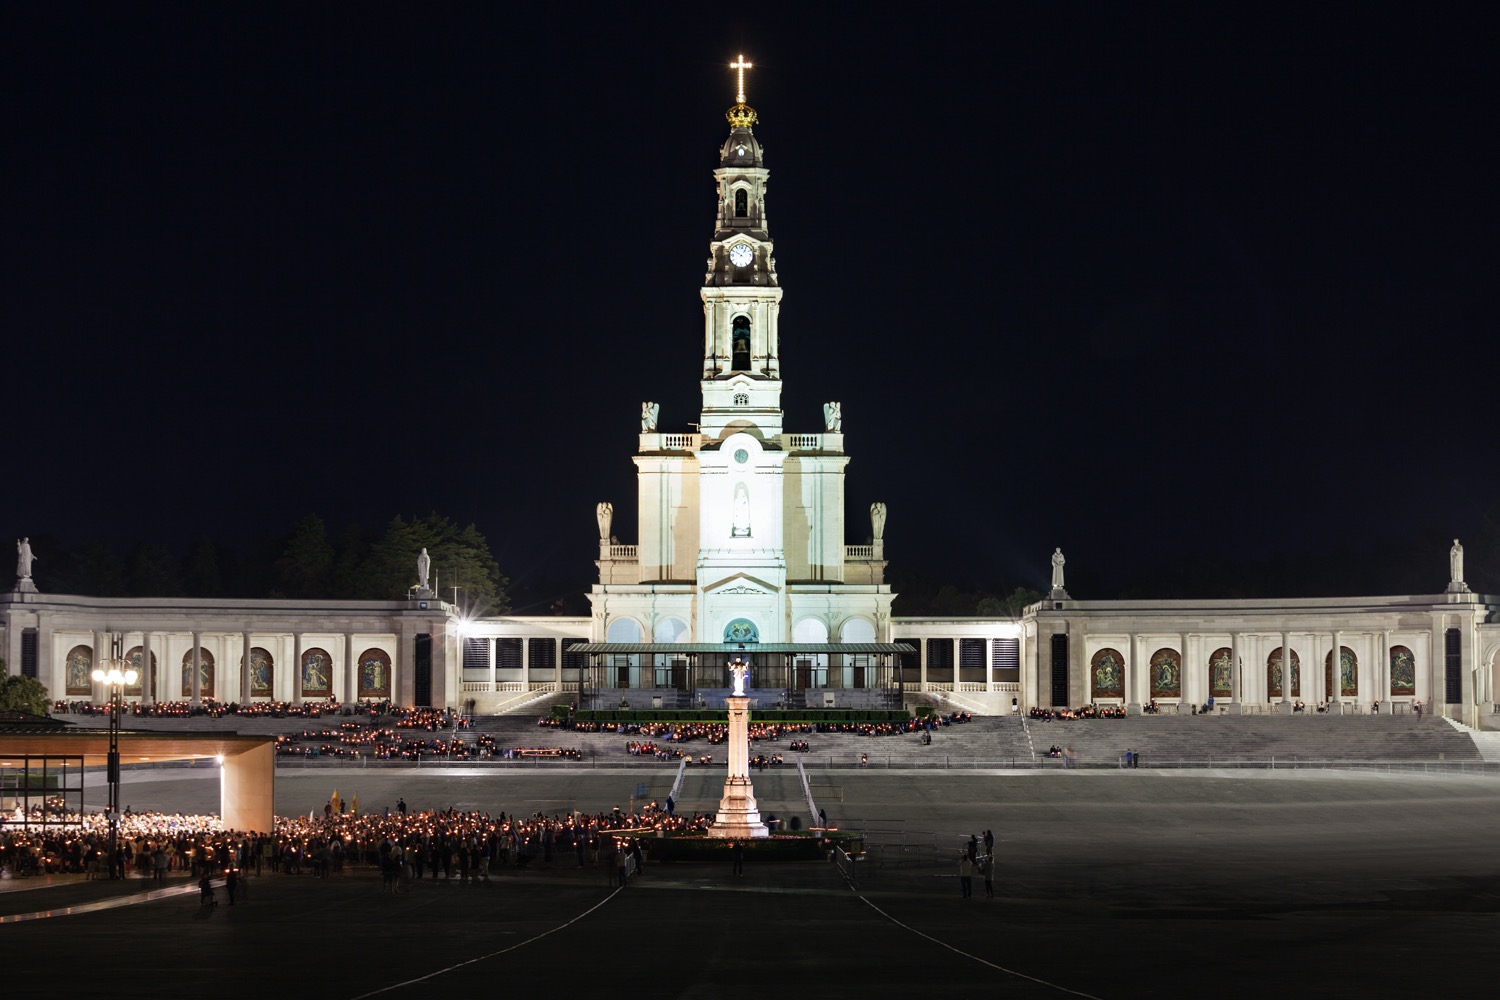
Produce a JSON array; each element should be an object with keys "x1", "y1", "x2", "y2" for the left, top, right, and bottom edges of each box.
[{"x1": 729, "y1": 54, "x2": 753, "y2": 105}]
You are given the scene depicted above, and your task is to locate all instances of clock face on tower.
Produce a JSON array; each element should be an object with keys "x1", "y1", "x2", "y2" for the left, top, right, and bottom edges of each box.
[{"x1": 728, "y1": 243, "x2": 753, "y2": 268}]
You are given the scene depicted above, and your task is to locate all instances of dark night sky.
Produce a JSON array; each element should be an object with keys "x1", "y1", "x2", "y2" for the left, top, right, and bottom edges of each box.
[{"x1": 4, "y1": 3, "x2": 1497, "y2": 599}]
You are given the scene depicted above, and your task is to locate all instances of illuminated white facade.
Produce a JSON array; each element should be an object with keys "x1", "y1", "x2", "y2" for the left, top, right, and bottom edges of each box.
[{"x1": 589, "y1": 76, "x2": 895, "y2": 661}]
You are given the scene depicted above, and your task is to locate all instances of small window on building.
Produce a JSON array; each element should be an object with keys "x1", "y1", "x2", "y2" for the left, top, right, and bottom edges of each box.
[
  {"x1": 734, "y1": 392, "x2": 749, "y2": 405},
  {"x1": 735, "y1": 188, "x2": 748, "y2": 217}
]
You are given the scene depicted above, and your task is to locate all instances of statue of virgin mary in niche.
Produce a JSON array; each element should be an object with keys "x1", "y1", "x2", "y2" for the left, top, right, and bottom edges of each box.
[{"x1": 731, "y1": 483, "x2": 751, "y2": 537}]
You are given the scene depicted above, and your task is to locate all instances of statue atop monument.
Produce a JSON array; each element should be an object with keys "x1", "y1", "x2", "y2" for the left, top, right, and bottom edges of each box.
[
  {"x1": 416, "y1": 547, "x2": 431, "y2": 594},
  {"x1": 729, "y1": 657, "x2": 750, "y2": 696},
  {"x1": 1050, "y1": 547, "x2": 1068, "y2": 598},
  {"x1": 1448, "y1": 538, "x2": 1470, "y2": 593},
  {"x1": 640, "y1": 402, "x2": 660, "y2": 432},
  {"x1": 822, "y1": 401, "x2": 842, "y2": 433},
  {"x1": 596, "y1": 501, "x2": 614, "y2": 542},
  {"x1": 870, "y1": 502, "x2": 887, "y2": 542},
  {"x1": 16, "y1": 537, "x2": 35, "y2": 580}
]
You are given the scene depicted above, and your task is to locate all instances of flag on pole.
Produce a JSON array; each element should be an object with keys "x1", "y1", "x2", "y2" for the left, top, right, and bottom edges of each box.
[
  {"x1": 352, "y1": 791, "x2": 359, "y2": 816},
  {"x1": 331, "y1": 789, "x2": 340, "y2": 814}
]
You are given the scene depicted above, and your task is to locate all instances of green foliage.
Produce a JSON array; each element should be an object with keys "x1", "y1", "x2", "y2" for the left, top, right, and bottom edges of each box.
[
  {"x1": 0, "y1": 673, "x2": 51, "y2": 715},
  {"x1": 183, "y1": 535, "x2": 224, "y2": 597},
  {"x1": 976, "y1": 586, "x2": 1045, "y2": 620},
  {"x1": 549, "y1": 703, "x2": 572, "y2": 720},
  {"x1": 358, "y1": 513, "x2": 509, "y2": 610},
  {"x1": 913, "y1": 704, "x2": 934, "y2": 718},
  {"x1": 129, "y1": 543, "x2": 184, "y2": 596},
  {"x1": 275, "y1": 514, "x2": 335, "y2": 599}
]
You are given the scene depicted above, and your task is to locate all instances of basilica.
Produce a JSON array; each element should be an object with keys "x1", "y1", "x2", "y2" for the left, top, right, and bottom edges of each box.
[{"x1": 4, "y1": 63, "x2": 1498, "y2": 728}]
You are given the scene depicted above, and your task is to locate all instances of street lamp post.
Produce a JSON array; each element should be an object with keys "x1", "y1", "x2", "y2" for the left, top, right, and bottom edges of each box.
[{"x1": 92, "y1": 639, "x2": 137, "y2": 880}]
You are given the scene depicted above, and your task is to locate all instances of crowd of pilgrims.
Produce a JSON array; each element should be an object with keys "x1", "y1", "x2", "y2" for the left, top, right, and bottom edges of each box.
[
  {"x1": 545, "y1": 713, "x2": 972, "y2": 741},
  {"x1": 1029, "y1": 705, "x2": 1128, "y2": 721},
  {"x1": 53, "y1": 700, "x2": 464, "y2": 725},
  {"x1": 0, "y1": 800, "x2": 711, "y2": 881}
]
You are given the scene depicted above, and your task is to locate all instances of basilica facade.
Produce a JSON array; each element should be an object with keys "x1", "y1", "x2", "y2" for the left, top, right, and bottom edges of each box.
[{"x1": 4, "y1": 67, "x2": 1497, "y2": 727}]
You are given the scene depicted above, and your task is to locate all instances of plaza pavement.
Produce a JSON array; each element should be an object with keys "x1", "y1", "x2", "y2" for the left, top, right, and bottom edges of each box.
[{"x1": 5, "y1": 766, "x2": 1500, "y2": 999}]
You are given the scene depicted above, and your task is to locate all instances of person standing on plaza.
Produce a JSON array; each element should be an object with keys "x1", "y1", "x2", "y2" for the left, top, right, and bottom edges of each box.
[
  {"x1": 958, "y1": 854, "x2": 974, "y2": 898},
  {"x1": 730, "y1": 841, "x2": 745, "y2": 877}
]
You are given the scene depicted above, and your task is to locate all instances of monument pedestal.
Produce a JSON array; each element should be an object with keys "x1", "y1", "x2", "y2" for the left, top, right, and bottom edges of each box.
[{"x1": 709, "y1": 694, "x2": 769, "y2": 839}]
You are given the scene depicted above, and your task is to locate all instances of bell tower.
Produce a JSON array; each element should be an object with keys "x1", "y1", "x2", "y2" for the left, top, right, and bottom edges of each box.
[{"x1": 700, "y1": 54, "x2": 784, "y2": 440}]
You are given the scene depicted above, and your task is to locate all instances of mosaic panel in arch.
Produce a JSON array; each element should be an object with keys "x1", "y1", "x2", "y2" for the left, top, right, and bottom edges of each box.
[
  {"x1": 1091, "y1": 648, "x2": 1125, "y2": 699},
  {"x1": 1267, "y1": 649, "x2": 1301, "y2": 698},
  {"x1": 358, "y1": 648, "x2": 392, "y2": 698},
  {"x1": 124, "y1": 647, "x2": 158, "y2": 697},
  {"x1": 242, "y1": 647, "x2": 274, "y2": 696},
  {"x1": 1325, "y1": 647, "x2": 1358, "y2": 697},
  {"x1": 1208, "y1": 647, "x2": 1234, "y2": 699},
  {"x1": 65, "y1": 645, "x2": 93, "y2": 696},
  {"x1": 181, "y1": 649, "x2": 215, "y2": 700},
  {"x1": 1149, "y1": 648, "x2": 1181, "y2": 698},
  {"x1": 723, "y1": 619, "x2": 759, "y2": 643},
  {"x1": 1389, "y1": 645, "x2": 1416, "y2": 696},
  {"x1": 301, "y1": 648, "x2": 334, "y2": 698}
]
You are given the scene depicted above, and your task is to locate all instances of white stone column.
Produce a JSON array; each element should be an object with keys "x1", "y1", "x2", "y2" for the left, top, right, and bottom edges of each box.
[
  {"x1": 1127, "y1": 633, "x2": 1141, "y2": 713},
  {"x1": 1330, "y1": 630, "x2": 1341, "y2": 707},
  {"x1": 93, "y1": 629, "x2": 108, "y2": 703},
  {"x1": 487, "y1": 637, "x2": 496, "y2": 691},
  {"x1": 344, "y1": 632, "x2": 356, "y2": 704},
  {"x1": 1181, "y1": 632, "x2": 1191, "y2": 710},
  {"x1": 191, "y1": 631, "x2": 202, "y2": 706},
  {"x1": 1229, "y1": 632, "x2": 1242, "y2": 713},
  {"x1": 1379, "y1": 630, "x2": 1391, "y2": 712},
  {"x1": 141, "y1": 631, "x2": 154, "y2": 706},
  {"x1": 241, "y1": 630, "x2": 252, "y2": 702},
  {"x1": 1280, "y1": 631, "x2": 1293, "y2": 713},
  {"x1": 292, "y1": 632, "x2": 303, "y2": 705},
  {"x1": 520, "y1": 637, "x2": 530, "y2": 691}
]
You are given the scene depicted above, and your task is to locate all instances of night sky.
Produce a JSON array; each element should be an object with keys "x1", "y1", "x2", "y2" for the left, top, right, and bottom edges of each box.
[{"x1": 5, "y1": 4, "x2": 1497, "y2": 601}]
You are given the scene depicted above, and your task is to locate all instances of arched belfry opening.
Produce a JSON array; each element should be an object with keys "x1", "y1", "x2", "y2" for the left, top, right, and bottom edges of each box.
[
  {"x1": 731, "y1": 315, "x2": 751, "y2": 370},
  {"x1": 735, "y1": 188, "x2": 748, "y2": 217}
]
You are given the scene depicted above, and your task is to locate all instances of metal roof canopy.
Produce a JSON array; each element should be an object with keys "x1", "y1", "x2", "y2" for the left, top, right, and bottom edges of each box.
[
  {"x1": 0, "y1": 729, "x2": 271, "y2": 766},
  {"x1": 569, "y1": 643, "x2": 915, "y2": 654}
]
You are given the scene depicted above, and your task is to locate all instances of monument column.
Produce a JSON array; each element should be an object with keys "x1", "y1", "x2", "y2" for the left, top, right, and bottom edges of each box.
[
  {"x1": 709, "y1": 657, "x2": 769, "y2": 839},
  {"x1": 520, "y1": 637, "x2": 530, "y2": 691},
  {"x1": 488, "y1": 637, "x2": 497, "y2": 691},
  {"x1": 191, "y1": 631, "x2": 202, "y2": 706}
]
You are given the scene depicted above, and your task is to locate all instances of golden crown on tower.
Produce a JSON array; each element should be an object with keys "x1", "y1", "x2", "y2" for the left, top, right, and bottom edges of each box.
[{"x1": 726, "y1": 102, "x2": 758, "y2": 128}]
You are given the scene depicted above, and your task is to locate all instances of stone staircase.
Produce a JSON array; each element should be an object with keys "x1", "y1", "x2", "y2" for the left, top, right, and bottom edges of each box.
[
  {"x1": 1025, "y1": 713, "x2": 1483, "y2": 765},
  {"x1": 54, "y1": 709, "x2": 1490, "y2": 767},
  {"x1": 1443, "y1": 717, "x2": 1500, "y2": 762}
]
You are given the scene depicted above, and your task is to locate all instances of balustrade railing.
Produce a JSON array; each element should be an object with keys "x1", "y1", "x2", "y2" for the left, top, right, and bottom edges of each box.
[{"x1": 845, "y1": 544, "x2": 874, "y2": 560}]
